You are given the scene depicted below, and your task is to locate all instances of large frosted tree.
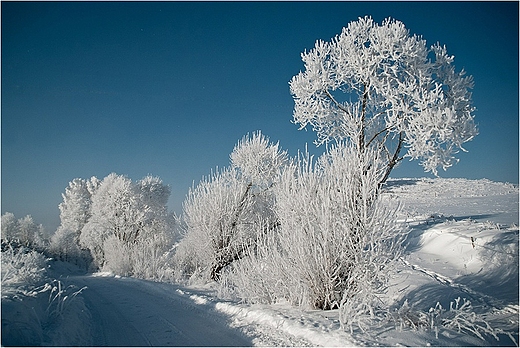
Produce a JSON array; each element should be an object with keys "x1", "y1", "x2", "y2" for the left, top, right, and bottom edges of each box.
[
  {"x1": 79, "y1": 173, "x2": 172, "y2": 271},
  {"x1": 289, "y1": 16, "x2": 477, "y2": 182}
]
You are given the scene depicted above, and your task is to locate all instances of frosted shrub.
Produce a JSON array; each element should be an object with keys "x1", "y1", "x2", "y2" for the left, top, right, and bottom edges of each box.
[
  {"x1": 130, "y1": 232, "x2": 175, "y2": 280},
  {"x1": 1, "y1": 245, "x2": 47, "y2": 288},
  {"x1": 228, "y1": 143, "x2": 405, "y2": 313},
  {"x1": 102, "y1": 233, "x2": 174, "y2": 280},
  {"x1": 173, "y1": 231, "x2": 204, "y2": 282},
  {"x1": 282, "y1": 144, "x2": 404, "y2": 310},
  {"x1": 176, "y1": 168, "x2": 255, "y2": 282},
  {"x1": 221, "y1": 220, "x2": 293, "y2": 304},
  {"x1": 102, "y1": 236, "x2": 132, "y2": 276}
]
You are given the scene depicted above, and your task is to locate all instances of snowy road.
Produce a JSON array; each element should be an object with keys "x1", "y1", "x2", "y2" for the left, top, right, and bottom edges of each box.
[{"x1": 72, "y1": 275, "x2": 253, "y2": 346}]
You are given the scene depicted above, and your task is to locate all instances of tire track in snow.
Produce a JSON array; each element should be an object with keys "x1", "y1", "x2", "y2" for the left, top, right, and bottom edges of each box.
[{"x1": 72, "y1": 275, "x2": 253, "y2": 346}]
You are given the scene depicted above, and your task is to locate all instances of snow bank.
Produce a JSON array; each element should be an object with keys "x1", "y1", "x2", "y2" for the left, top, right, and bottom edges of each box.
[
  {"x1": 174, "y1": 288, "x2": 356, "y2": 346},
  {"x1": 386, "y1": 178, "x2": 519, "y2": 225}
]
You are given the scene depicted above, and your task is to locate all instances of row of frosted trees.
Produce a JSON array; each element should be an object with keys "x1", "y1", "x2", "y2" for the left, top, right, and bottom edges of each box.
[
  {"x1": 2, "y1": 175, "x2": 174, "y2": 278},
  {"x1": 17, "y1": 131, "x2": 401, "y2": 323}
]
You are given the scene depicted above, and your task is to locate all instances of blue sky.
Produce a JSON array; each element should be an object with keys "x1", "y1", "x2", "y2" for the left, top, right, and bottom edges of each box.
[{"x1": 2, "y1": 1, "x2": 518, "y2": 231}]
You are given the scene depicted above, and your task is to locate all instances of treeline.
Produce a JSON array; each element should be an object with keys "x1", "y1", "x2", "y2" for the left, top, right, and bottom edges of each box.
[{"x1": 3, "y1": 174, "x2": 175, "y2": 277}]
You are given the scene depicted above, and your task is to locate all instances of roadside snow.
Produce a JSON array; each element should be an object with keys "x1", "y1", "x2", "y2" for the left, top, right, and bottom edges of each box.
[{"x1": 1, "y1": 258, "x2": 92, "y2": 346}]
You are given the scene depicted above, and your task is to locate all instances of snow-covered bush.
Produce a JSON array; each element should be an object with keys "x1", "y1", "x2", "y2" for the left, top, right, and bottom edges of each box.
[
  {"x1": 102, "y1": 235, "x2": 133, "y2": 276},
  {"x1": 226, "y1": 143, "x2": 405, "y2": 312},
  {"x1": 175, "y1": 168, "x2": 253, "y2": 282},
  {"x1": 219, "y1": 219, "x2": 287, "y2": 304},
  {"x1": 130, "y1": 232, "x2": 173, "y2": 280},
  {"x1": 175, "y1": 131, "x2": 286, "y2": 282},
  {"x1": 289, "y1": 16, "x2": 477, "y2": 181},
  {"x1": 1, "y1": 244, "x2": 48, "y2": 289}
]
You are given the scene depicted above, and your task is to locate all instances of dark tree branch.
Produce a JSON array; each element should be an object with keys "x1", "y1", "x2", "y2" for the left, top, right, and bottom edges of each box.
[
  {"x1": 323, "y1": 89, "x2": 352, "y2": 117},
  {"x1": 360, "y1": 83, "x2": 369, "y2": 152},
  {"x1": 380, "y1": 132, "x2": 404, "y2": 185},
  {"x1": 367, "y1": 126, "x2": 391, "y2": 147},
  {"x1": 210, "y1": 182, "x2": 253, "y2": 281}
]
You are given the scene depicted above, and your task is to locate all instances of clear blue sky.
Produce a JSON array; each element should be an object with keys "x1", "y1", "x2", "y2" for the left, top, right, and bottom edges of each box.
[{"x1": 2, "y1": 1, "x2": 518, "y2": 231}]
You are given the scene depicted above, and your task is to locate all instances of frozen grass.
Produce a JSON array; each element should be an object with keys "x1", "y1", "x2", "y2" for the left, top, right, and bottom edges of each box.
[
  {"x1": 1, "y1": 244, "x2": 48, "y2": 292},
  {"x1": 1, "y1": 244, "x2": 91, "y2": 346}
]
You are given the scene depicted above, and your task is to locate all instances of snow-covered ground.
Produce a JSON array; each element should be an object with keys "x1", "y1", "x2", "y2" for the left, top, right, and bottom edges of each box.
[{"x1": 2, "y1": 178, "x2": 518, "y2": 346}]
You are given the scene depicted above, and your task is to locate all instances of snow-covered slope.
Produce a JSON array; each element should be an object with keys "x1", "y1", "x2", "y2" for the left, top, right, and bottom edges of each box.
[{"x1": 2, "y1": 178, "x2": 518, "y2": 346}]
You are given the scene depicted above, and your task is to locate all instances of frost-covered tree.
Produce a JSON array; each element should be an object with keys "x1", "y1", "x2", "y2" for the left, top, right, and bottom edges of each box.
[
  {"x1": 1, "y1": 212, "x2": 19, "y2": 243},
  {"x1": 129, "y1": 175, "x2": 174, "y2": 279},
  {"x1": 80, "y1": 173, "x2": 135, "y2": 266},
  {"x1": 290, "y1": 16, "x2": 477, "y2": 182},
  {"x1": 50, "y1": 177, "x2": 96, "y2": 263},
  {"x1": 1, "y1": 213, "x2": 46, "y2": 249},
  {"x1": 176, "y1": 131, "x2": 287, "y2": 282},
  {"x1": 18, "y1": 215, "x2": 47, "y2": 249},
  {"x1": 134, "y1": 175, "x2": 171, "y2": 241},
  {"x1": 79, "y1": 173, "x2": 173, "y2": 275}
]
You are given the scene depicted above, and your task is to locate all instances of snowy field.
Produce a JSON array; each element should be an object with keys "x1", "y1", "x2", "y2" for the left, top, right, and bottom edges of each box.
[{"x1": 2, "y1": 178, "x2": 518, "y2": 346}]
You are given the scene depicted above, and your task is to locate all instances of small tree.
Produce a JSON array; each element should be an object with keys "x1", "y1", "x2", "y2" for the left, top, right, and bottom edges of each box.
[
  {"x1": 50, "y1": 177, "x2": 96, "y2": 264},
  {"x1": 1, "y1": 213, "x2": 47, "y2": 250},
  {"x1": 1, "y1": 212, "x2": 19, "y2": 243},
  {"x1": 289, "y1": 16, "x2": 477, "y2": 182}
]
